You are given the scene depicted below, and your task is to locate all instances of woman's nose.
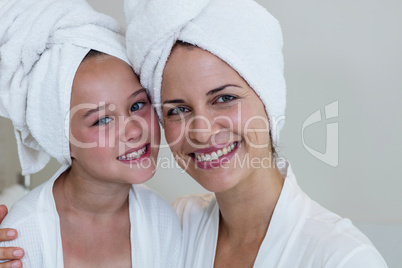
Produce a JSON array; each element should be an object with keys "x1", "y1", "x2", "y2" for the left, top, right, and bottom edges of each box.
[{"x1": 187, "y1": 113, "x2": 215, "y2": 145}]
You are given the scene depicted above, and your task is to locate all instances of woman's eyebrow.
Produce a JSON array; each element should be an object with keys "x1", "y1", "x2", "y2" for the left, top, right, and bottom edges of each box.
[
  {"x1": 162, "y1": 84, "x2": 241, "y2": 105},
  {"x1": 162, "y1": 99, "x2": 185, "y2": 105},
  {"x1": 206, "y1": 84, "x2": 240, "y2": 96}
]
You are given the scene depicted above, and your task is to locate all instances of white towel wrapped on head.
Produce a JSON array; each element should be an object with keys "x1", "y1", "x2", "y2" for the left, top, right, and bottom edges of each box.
[
  {"x1": 0, "y1": 0, "x2": 129, "y2": 175},
  {"x1": 125, "y1": 0, "x2": 287, "y2": 146}
]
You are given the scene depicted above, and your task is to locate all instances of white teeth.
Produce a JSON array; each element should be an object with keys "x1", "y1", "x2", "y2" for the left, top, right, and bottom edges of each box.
[
  {"x1": 128, "y1": 151, "x2": 138, "y2": 158},
  {"x1": 194, "y1": 142, "x2": 237, "y2": 162},
  {"x1": 222, "y1": 148, "x2": 228, "y2": 155},
  {"x1": 211, "y1": 152, "x2": 218, "y2": 160},
  {"x1": 118, "y1": 146, "x2": 147, "y2": 160}
]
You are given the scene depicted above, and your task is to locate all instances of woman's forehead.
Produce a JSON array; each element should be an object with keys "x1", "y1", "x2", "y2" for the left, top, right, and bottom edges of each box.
[{"x1": 162, "y1": 46, "x2": 248, "y2": 95}]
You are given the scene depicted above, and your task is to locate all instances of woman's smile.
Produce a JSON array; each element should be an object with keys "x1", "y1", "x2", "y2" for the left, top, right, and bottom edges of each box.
[{"x1": 190, "y1": 141, "x2": 239, "y2": 169}]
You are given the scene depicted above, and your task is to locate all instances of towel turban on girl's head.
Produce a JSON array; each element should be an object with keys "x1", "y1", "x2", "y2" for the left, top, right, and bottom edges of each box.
[
  {"x1": 0, "y1": 0, "x2": 129, "y2": 175},
  {"x1": 125, "y1": 0, "x2": 286, "y2": 146}
]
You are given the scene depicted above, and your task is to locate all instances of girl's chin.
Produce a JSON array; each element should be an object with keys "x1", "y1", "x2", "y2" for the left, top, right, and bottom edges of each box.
[{"x1": 124, "y1": 165, "x2": 157, "y2": 184}]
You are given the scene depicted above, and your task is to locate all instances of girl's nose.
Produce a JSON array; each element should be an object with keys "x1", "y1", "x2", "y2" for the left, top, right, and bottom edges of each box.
[{"x1": 119, "y1": 115, "x2": 147, "y2": 144}]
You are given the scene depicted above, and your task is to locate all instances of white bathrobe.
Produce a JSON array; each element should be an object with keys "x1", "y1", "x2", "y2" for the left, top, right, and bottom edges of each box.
[
  {"x1": 0, "y1": 166, "x2": 182, "y2": 268},
  {"x1": 174, "y1": 161, "x2": 387, "y2": 268}
]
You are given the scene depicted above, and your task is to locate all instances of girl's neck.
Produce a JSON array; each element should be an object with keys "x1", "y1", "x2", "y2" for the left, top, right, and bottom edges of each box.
[
  {"x1": 215, "y1": 163, "x2": 284, "y2": 242},
  {"x1": 53, "y1": 165, "x2": 131, "y2": 217}
]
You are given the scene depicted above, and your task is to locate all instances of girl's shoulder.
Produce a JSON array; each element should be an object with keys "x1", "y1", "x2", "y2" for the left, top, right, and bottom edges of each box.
[
  {"x1": 1, "y1": 180, "x2": 50, "y2": 228},
  {"x1": 173, "y1": 193, "x2": 217, "y2": 226},
  {"x1": 173, "y1": 193, "x2": 215, "y2": 212},
  {"x1": 131, "y1": 184, "x2": 180, "y2": 222}
]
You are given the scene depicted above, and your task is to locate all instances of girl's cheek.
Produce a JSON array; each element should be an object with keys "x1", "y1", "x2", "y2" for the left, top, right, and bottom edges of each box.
[{"x1": 164, "y1": 125, "x2": 181, "y2": 148}]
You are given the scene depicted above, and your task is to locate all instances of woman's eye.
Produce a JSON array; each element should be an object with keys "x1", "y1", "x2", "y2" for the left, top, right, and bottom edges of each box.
[
  {"x1": 167, "y1": 107, "x2": 189, "y2": 116},
  {"x1": 216, "y1": 95, "x2": 236, "y2": 103},
  {"x1": 131, "y1": 102, "x2": 146, "y2": 112},
  {"x1": 95, "y1": 117, "x2": 112, "y2": 126}
]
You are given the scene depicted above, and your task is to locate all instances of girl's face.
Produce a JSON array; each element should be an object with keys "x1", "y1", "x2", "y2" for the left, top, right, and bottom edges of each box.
[
  {"x1": 69, "y1": 55, "x2": 160, "y2": 185},
  {"x1": 161, "y1": 46, "x2": 274, "y2": 193}
]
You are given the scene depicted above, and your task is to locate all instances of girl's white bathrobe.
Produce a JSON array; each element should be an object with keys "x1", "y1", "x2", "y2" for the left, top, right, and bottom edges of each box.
[
  {"x1": 174, "y1": 161, "x2": 387, "y2": 268},
  {"x1": 0, "y1": 166, "x2": 182, "y2": 267}
]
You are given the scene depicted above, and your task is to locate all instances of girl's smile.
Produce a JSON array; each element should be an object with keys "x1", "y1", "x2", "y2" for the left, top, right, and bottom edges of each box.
[{"x1": 69, "y1": 54, "x2": 161, "y2": 186}]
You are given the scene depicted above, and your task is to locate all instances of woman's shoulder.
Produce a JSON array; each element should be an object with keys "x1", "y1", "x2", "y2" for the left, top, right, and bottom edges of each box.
[
  {"x1": 294, "y1": 199, "x2": 387, "y2": 267},
  {"x1": 304, "y1": 199, "x2": 372, "y2": 244}
]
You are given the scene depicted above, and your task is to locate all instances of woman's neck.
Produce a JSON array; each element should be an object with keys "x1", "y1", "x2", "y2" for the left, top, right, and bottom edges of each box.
[
  {"x1": 53, "y1": 165, "x2": 131, "y2": 217},
  {"x1": 215, "y1": 164, "x2": 284, "y2": 243}
]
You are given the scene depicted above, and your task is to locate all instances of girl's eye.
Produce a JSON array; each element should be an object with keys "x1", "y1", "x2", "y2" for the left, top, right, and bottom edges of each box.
[
  {"x1": 94, "y1": 117, "x2": 112, "y2": 126},
  {"x1": 216, "y1": 95, "x2": 236, "y2": 103},
  {"x1": 131, "y1": 102, "x2": 146, "y2": 112},
  {"x1": 167, "y1": 106, "x2": 189, "y2": 116}
]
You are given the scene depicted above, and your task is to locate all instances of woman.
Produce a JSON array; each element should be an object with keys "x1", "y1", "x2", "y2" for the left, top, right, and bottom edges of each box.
[
  {"x1": 124, "y1": 0, "x2": 387, "y2": 266},
  {"x1": 0, "y1": 0, "x2": 181, "y2": 267}
]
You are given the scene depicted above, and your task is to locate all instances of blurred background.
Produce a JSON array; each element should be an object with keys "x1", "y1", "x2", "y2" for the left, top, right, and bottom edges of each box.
[{"x1": 0, "y1": 0, "x2": 401, "y2": 266}]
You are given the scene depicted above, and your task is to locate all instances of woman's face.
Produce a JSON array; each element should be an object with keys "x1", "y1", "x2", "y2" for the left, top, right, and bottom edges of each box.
[
  {"x1": 69, "y1": 55, "x2": 160, "y2": 185},
  {"x1": 161, "y1": 46, "x2": 274, "y2": 193}
]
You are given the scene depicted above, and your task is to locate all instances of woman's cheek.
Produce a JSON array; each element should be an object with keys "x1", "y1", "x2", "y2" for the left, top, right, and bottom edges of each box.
[{"x1": 241, "y1": 111, "x2": 270, "y2": 148}]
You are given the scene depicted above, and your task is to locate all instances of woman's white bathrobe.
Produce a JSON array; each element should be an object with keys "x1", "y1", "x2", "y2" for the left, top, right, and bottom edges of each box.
[
  {"x1": 0, "y1": 166, "x2": 182, "y2": 267},
  {"x1": 174, "y1": 161, "x2": 387, "y2": 268}
]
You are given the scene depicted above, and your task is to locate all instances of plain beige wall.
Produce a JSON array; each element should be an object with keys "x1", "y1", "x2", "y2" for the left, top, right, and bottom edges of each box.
[{"x1": 0, "y1": 0, "x2": 400, "y2": 225}]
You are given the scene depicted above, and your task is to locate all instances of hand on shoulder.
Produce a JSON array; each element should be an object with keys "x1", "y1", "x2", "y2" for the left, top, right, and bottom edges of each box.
[{"x1": 0, "y1": 205, "x2": 24, "y2": 268}]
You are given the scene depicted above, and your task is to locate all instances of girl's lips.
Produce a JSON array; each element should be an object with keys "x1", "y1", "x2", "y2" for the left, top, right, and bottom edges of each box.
[
  {"x1": 189, "y1": 141, "x2": 239, "y2": 169},
  {"x1": 117, "y1": 143, "x2": 151, "y2": 164}
]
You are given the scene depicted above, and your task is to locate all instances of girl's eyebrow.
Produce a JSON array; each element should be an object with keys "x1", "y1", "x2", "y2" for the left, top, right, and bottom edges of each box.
[
  {"x1": 84, "y1": 104, "x2": 108, "y2": 118},
  {"x1": 162, "y1": 84, "x2": 240, "y2": 105},
  {"x1": 83, "y1": 88, "x2": 146, "y2": 118},
  {"x1": 129, "y1": 88, "x2": 147, "y2": 99}
]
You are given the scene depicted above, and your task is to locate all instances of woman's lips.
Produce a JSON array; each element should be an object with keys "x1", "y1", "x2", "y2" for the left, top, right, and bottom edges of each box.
[
  {"x1": 189, "y1": 142, "x2": 239, "y2": 169},
  {"x1": 117, "y1": 144, "x2": 151, "y2": 164}
]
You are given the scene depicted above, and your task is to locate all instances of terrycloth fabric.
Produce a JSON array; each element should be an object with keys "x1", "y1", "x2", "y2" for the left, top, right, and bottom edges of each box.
[
  {"x1": 0, "y1": 0, "x2": 129, "y2": 175},
  {"x1": 0, "y1": 166, "x2": 183, "y2": 267},
  {"x1": 173, "y1": 161, "x2": 388, "y2": 268},
  {"x1": 125, "y1": 0, "x2": 286, "y2": 145}
]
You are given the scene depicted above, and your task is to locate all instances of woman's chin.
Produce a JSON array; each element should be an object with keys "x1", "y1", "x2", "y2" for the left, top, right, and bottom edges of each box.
[{"x1": 192, "y1": 173, "x2": 239, "y2": 194}]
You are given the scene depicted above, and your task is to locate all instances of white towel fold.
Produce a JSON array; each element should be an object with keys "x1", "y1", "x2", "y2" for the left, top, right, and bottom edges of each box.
[
  {"x1": 125, "y1": 0, "x2": 286, "y2": 146},
  {"x1": 0, "y1": 0, "x2": 129, "y2": 175}
]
